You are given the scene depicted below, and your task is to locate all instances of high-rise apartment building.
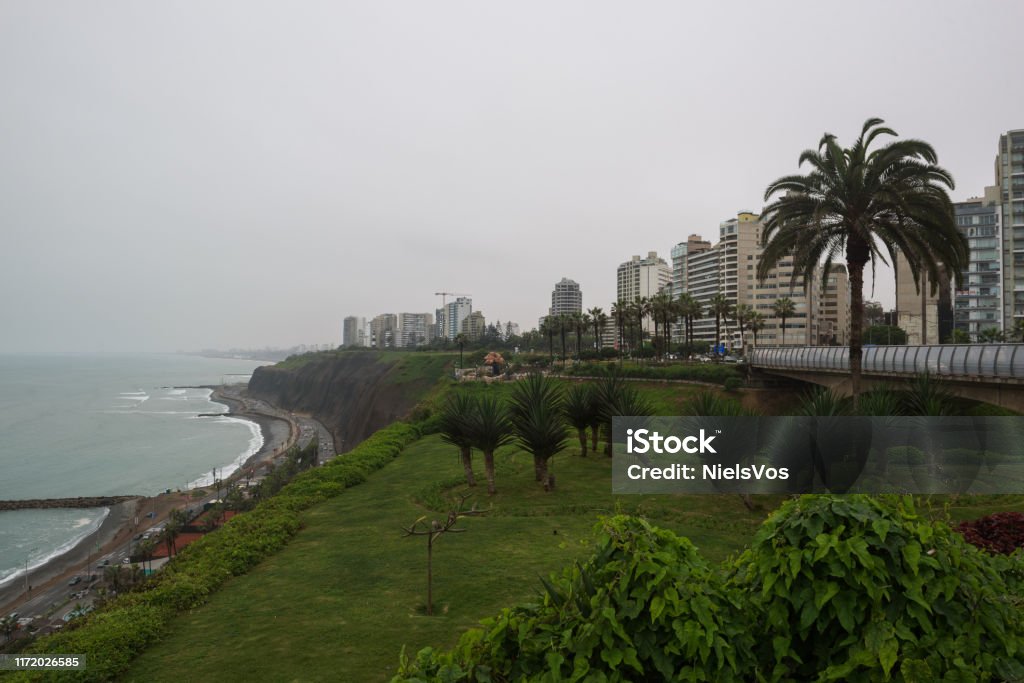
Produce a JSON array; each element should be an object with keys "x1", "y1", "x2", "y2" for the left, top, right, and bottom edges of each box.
[
  {"x1": 895, "y1": 252, "x2": 952, "y2": 345},
  {"x1": 369, "y1": 313, "x2": 397, "y2": 349},
  {"x1": 685, "y1": 211, "x2": 819, "y2": 349},
  {"x1": 954, "y1": 187, "x2": 1003, "y2": 339},
  {"x1": 460, "y1": 311, "x2": 487, "y2": 341},
  {"x1": 395, "y1": 313, "x2": 435, "y2": 348},
  {"x1": 996, "y1": 130, "x2": 1024, "y2": 328},
  {"x1": 342, "y1": 316, "x2": 368, "y2": 347},
  {"x1": 670, "y1": 235, "x2": 711, "y2": 299},
  {"x1": 550, "y1": 278, "x2": 583, "y2": 317},
  {"x1": 445, "y1": 297, "x2": 473, "y2": 339},
  {"x1": 817, "y1": 265, "x2": 850, "y2": 345},
  {"x1": 616, "y1": 252, "x2": 671, "y2": 332}
]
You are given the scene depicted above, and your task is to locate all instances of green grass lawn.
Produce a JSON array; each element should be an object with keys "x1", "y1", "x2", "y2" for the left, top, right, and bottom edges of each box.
[{"x1": 122, "y1": 434, "x2": 775, "y2": 682}]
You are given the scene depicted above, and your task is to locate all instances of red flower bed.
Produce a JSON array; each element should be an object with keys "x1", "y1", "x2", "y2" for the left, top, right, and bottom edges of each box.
[{"x1": 956, "y1": 512, "x2": 1024, "y2": 555}]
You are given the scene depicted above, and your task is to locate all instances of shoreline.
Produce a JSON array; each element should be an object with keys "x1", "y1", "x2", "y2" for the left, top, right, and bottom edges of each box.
[{"x1": 0, "y1": 385, "x2": 296, "y2": 618}]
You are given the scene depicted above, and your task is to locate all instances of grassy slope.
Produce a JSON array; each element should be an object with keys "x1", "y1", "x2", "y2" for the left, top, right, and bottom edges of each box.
[{"x1": 123, "y1": 432, "x2": 775, "y2": 682}]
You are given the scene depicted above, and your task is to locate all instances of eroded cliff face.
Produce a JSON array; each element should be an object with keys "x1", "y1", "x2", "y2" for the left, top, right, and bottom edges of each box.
[{"x1": 247, "y1": 352, "x2": 450, "y2": 452}]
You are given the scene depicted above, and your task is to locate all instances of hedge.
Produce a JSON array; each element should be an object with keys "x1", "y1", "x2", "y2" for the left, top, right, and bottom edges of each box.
[
  {"x1": 560, "y1": 362, "x2": 741, "y2": 385},
  {"x1": 4, "y1": 421, "x2": 421, "y2": 682}
]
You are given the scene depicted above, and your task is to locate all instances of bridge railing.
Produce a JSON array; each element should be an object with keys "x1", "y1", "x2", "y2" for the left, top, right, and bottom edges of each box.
[{"x1": 748, "y1": 344, "x2": 1024, "y2": 380}]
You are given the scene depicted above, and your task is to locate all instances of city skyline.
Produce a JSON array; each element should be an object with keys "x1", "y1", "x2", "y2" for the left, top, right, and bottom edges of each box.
[{"x1": 2, "y1": 2, "x2": 1022, "y2": 351}]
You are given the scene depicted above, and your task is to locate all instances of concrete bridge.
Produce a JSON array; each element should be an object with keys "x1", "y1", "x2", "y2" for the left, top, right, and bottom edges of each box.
[{"x1": 748, "y1": 344, "x2": 1024, "y2": 413}]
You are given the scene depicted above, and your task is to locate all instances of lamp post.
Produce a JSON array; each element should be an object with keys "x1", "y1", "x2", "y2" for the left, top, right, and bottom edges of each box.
[{"x1": 24, "y1": 547, "x2": 37, "y2": 594}]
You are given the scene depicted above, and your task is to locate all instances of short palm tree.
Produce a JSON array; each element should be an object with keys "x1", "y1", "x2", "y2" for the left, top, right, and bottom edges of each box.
[
  {"x1": 771, "y1": 297, "x2": 797, "y2": 347},
  {"x1": 438, "y1": 393, "x2": 477, "y2": 487},
  {"x1": 760, "y1": 118, "x2": 967, "y2": 404},
  {"x1": 563, "y1": 383, "x2": 597, "y2": 457},
  {"x1": 708, "y1": 294, "x2": 733, "y2": 354},
  {"x1": 509, "y1": 374, "x2": 567, "y2": 490},
  {"x1": 465, "y1": 394, "x2": 514, "y2": 494}
]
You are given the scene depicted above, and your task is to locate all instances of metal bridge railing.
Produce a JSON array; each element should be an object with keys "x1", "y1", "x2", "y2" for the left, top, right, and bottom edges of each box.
[{"x1": 748, "y1": 344, "x2": 1024, "y2": 380}]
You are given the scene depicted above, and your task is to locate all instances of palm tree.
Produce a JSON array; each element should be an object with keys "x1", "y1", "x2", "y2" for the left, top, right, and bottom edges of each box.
[
  {"x1": 708, "y1": 294, "x2": 733, "y2": 355},
  {"x1": 610, "y1": 301, "x2": 628, "y2": 360},
  {"x1": 1013, "y1": 319, "x2": 1024, "y2": 342},
  {"x1": 563, "y1": 383, "x2": 597, "y2": 457},
  {"x1": 539, "y1": 317, "x2": 556, "y2": 363},
  {"x1": 453, "y1": 333, "x2": 468, "y2": 372},
  {"x1": 748, "y1": 311, "x2": 766, "y2": 348},
  {"x1": 979, "y1": 327, "x2": 1006, "y2": 343},
  {"x1": 465, "y1": 394, "x2": 514, "y2": 495},
  {"x1": 558, "y1": 314, "x2": 570, "y2": 366},
  {"x1": 573, "y1": 312, "x2": 590, "y2": 359},
  {"x1": 734, "y1": 303, "x2": 755, "y2": 355},
  {"x1": 771, "y1": 297, "x2": 797, "y2": 347},
  {"x1": 632, "y1": 296, "x2": 651, "y2": 359},
  {"x1": 438, "y1": 393, "x2": 477, "y2": 487},
  {"x1": 587, "y1": 307, "x2": 605, "y2": 350},
  {"x1": 677, "y1": 293, "x2": 701, "y2": 350},
  {"x1": 162, "y1": 509, "x2": 185, "y2": 559},
  {"x1": 0, "y1": 614, "x2": 17, "y2": 644},
  {"x1": 509, "y1": 374, "x2": 567, "y2": 490},
  {"x1": 760, "y1": 118, "x2": 967, "y2": 404},
  {"x1": 650, "y1": 292, "x2": 674, "y2": 359}
]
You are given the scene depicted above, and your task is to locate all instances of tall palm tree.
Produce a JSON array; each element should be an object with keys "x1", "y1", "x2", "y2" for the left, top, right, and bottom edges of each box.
[
  {"x1": 771, "y1": 297, "x2": 796, "y2": 347},
  {"x1": 610, "y1": 301, "x2": 628, "y2": 360},
  {"x1": 734, "y1": 303, "x2": 755, "y2": 355},
  {"x1": 540, "y1": 317, "x2": 556, "y2": 363},
  {"x1": 632, "y1": 296, "x2": 651, "y2": 359},
  {"x1": 438, "y1": 393, "x2": 477, "y2": 487},
  {"x1": 573, "y1": 312, "x2": 590, "y2": 359},
  {"x1": 587, "y1": 307, "x2": 605, "y2": 350},
  {"x1": 650, "y1": 292, "x2": 674, "y2": 359},
  {"x1": 708, "y1": 294, "x2": 733, "y2": 355},
  {"x1": 509, "y1": 374, "x2": 567, "y2": 490},
  {"x1": 760, "y1": 118, "x2": 967, "y2": 403},
  {"x1": 677, "y1": 293, "x2": 701, "y2": 349},
  {"x1": 465, "y1": 394, "x2": 514, "y2": 495},
  {"x1": 748, "y1": 311, "x2": 766, "y2": 348}
]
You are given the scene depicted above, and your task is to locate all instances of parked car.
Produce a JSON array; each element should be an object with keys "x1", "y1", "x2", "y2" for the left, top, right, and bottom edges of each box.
[{"x1": 67, "y1": 576, "x2": 81, "y2": 586}]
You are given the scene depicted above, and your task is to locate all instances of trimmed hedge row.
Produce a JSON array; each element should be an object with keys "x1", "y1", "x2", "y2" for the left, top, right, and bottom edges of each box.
[
  {"x1": 5, "y1": 421, "x2": 421, "y2": 682},
  {"x1": 561, "y1": 362, "x2": 741, "y2": 385}
]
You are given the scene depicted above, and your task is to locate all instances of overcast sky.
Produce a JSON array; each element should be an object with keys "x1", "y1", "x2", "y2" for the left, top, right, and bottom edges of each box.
[{"x1": 2, "y1": 1, "x2": 1021, "y2": 352}]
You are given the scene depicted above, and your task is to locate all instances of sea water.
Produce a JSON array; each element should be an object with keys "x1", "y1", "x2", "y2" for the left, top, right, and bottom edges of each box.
[{"x1": 0, "y1": 353, "x2": 268, "y2": 587}]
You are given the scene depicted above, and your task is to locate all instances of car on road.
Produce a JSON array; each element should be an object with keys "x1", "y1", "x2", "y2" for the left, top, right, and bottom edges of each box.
[{"x1": 67, "y1": 576, "x2": 81, "y2": 586}]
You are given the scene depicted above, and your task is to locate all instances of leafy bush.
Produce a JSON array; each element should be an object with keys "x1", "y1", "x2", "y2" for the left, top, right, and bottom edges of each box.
[
  {"x1": 730, "y1": 495, "x2": 1024, "y2": 681},
  {"x1": 723, "y1": 376, "x2": 743, "y2": 392},
  {"x1": 395, "y1": 516, "x2": 753, "y2": 682},
  {"x1": 956, "y1": 511, "x2": 1024, "y2": 555},
  {"x1": 9, "y1": 422, "x2": 420, "y2": 682}
]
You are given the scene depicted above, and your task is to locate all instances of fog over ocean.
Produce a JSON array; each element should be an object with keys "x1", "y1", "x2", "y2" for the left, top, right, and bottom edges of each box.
[{"x1": 0, "y1": 353, "x2": 267, "y2": 587}]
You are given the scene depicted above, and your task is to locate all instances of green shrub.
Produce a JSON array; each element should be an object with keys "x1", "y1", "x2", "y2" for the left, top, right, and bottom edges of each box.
[
  {"x1": 723, "y1": 376, "x2": 743, "y2": 392},
  {"x1": 730, "y1": 495, "x2": 1024, "y2": 681},
  {"x1": 395, "y1": 516, "x2": 753, "y2": 682},
  {"x1": 562, "y1": 362, "x2": 740, "y2": 385}
]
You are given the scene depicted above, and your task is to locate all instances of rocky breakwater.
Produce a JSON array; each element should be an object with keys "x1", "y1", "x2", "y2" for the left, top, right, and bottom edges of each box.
[
  {"x1": 247, "y1": 351, "x2": 450, "y2": 452},
  {"x1": 0, "y1": 495, "x2": 139, "y2": 511}
]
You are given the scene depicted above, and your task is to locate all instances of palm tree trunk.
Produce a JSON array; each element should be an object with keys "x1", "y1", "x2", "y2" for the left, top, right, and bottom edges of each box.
[
  {"x1": 460, "y1": 446, "x2": 476, "y2": 486},
  {"x1": 847, "y1": 256, "x2": 868, "y2": 408},
  {"x1": 534, "y1": 454, "x2": 545, "y2": 481},
  {"x1": 591, "y1": 425, "x2": 599, "y2": 452},
  {"x1": 781, "y1": 317, "x2": 787, "y2": 347},
  {"x1": 577, "y1": 427, "x2": 587, "y2": 457},
  {"x1": 484, "y1": 450, "x2": 496, "y2": 495}
]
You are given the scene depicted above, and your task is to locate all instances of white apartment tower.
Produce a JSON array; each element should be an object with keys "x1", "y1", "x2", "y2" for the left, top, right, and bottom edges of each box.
[{"x1": 550, "y1": 278, "x2": 583, "y2": 317}]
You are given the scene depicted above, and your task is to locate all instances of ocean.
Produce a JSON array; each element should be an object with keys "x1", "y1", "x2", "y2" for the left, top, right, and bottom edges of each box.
[{"x1": 0, "y1": 353, "x2": 269, "y2": 588}]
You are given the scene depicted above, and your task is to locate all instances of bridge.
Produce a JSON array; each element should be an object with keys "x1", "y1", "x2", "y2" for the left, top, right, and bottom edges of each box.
[{"x1": 748, "y1": 344, "x2": 1024, "y2": 412}]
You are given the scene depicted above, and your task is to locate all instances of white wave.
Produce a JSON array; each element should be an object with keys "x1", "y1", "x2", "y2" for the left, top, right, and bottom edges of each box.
[
  {"x1": 117, "y1": 393, "x2": 149, "y2": 402},
  {"x1": 186, "y1": 416, "x2": 264, "y2": 489},
  {"x1": 0, "y1": 508, "x2": 110, "y2": 589},
  {"x1": 168, "y1": 389, "x2": 186, "y2": 396}
]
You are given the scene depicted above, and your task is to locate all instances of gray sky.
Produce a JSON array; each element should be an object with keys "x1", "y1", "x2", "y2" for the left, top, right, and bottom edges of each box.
[{"x1": 2, "y1": 1, "x2": 1021, "y2": 352}]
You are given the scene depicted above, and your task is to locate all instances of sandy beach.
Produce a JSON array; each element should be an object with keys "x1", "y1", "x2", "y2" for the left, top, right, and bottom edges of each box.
[{"x1": 0, "y1": 386, "x2": 295, "y2": 618}]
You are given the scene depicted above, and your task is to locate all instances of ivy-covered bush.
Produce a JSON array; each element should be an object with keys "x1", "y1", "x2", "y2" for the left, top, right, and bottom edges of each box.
[
  {"x1": 395, "y1": 515, "x2": 753, "y2": 682},
  {"x1": 731, "y1": 495, "x2": 1024, "y2": 681},
  {"x1": 8, "y1": 421, "x2": 420, "y2": 682}
]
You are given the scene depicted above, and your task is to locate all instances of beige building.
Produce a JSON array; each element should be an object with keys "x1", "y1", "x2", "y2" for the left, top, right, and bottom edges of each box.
[
  {"x1": 460, "y1": 311, "x2": 487, "y2": 341},
  {"x1": 369, "y1": 313, "x2": 397, "y2": 348},
  {"x1": 395, "y1": 312, "x2": 434, "y2": 348},
  {"x1": 894, "y1": 252, "x2": 951, "y2": 345},
  {"x1": 817, "y1": 265, "x2": 850, "y2": 345},
  {"x1": 616, "y1": 252, "x2": 671, "y2": 332}
]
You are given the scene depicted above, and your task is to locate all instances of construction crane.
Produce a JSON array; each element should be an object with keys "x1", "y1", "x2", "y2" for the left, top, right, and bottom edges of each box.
[{"x1": 434, "y1": 292, "x2": 472, "y2": 339}]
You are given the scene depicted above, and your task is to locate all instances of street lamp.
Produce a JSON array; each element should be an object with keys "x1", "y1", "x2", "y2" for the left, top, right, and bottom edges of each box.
[{"x1": 24, "y1": 547, "x2": 37, "y2": 594}]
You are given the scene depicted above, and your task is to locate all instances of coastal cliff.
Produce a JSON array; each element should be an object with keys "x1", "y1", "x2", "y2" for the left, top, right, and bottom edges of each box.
[{"x1": 247, "y1": 351, "x2": 452, "y2": 452}]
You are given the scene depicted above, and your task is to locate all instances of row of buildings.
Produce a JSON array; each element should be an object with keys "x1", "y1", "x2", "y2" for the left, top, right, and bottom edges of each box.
[{"x1": 343, "y1": 297, "x2": 511, "y2": 348}]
